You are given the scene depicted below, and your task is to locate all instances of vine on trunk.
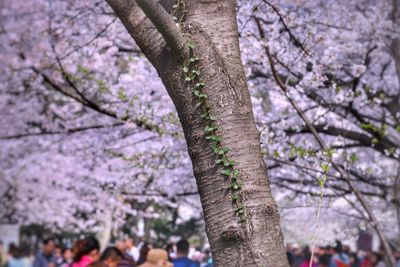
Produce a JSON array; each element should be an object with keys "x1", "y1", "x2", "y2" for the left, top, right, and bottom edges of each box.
[{"x1": 172, "y1": 1, "x2": 246, "y2": 222}]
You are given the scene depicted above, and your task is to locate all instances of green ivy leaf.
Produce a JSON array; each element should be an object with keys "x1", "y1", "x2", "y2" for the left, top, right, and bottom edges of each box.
[
  {"x1": 205, "y1": 125, "x2": 217, "y2": 132},
  {"x1": 200, "y1": 113, "x2": 209, "y2": 119},
  {"x1": 350, "y1": 153, "x2": 358, "y2": 162},
  {"x1": 221, "y1": 169, "x2": 231, "y2": 176},
  {"x1": 199, "y1": 93, "x2": 208, "y2": 99},
  {"x1": 320, "y1": 163, "x2": 330, "y2": 173},
  {"x1": 195, "y1": 82, "x2": 205, "y2": 88}
]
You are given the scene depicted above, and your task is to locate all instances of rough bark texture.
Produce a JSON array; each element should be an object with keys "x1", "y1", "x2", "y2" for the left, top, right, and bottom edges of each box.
[{"x1": 106, "y1": 1, "x2": 289, "y2": 266}]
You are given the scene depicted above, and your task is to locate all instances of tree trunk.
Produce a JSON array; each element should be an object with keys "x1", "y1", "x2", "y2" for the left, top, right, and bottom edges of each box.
[{"x1": 106, "y1": 1, "x2": 289, "y2": 266}]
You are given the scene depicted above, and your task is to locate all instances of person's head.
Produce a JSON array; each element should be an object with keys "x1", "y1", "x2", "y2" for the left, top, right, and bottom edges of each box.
[
  {"x1": 115, "y1": 240, "x2": 126, "y2": 254},
  {"x1": 164, "y1": 244, "x2": 173, "y2": 253},
  {"x1": 349, "y1": 252, "x2": 359, "y2": 265},
  {"x1": 43, "y1": 238, "x2": 56, "y2": 256},
  {"x1": 302, "y1": 247, "x2": 312, "y2": 262},
  {"x1": 55, "y1": 245, "x2": 63, "y2": 259},
  {"x1": 326, "y1": 245, "x2": 334, "y2": 255},
  {"x1": 100, "y1": 247, "x2": 122, "y2": 267},
  {"x1": 125, "y1": 238, "x2": 135, "y2": 249},
  {"x1": 138, "y1": 242, "x2": 151, "y2": 263},
  {"x1": 176, "y1": 239, "x2": 189, "y2": 257},
  {"x1": 10, "y1": 245, "x2": 22, "y2": 259},
  {"x1": 342, "y1": 245, "x2": 351, "y2": 256},
  {"x1": 87, "y1": 262, "x2": 106, "y2": 267},
  {"x1": 63, "y1": 248, "x2": 74, "y2": 262},
  {"x1": 74, "y1": 236, "x2": 100, "y2": 262},
  {"x1": 372, "y1": 252, "x2": 380, "y2": 264},
  {"x1": 146, "y1": 249, "x2": 172, "y2": 267},
  {"x1": 334, "y1": 240, "x2": 342, "y2": 254},
  {"x1": 318, "y1": 254, "x2": 331, "y2": 267}
]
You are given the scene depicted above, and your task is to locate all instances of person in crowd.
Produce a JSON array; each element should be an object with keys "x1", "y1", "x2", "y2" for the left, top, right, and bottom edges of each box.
[
  {"x1": 163, "y1": 244, "x2": 174, "y2": 262},
  {"x1": 125, "y1": 239, "x2": 139, "y2": 263},
  {"x1": 58, "y1": 248, "x2": 74, "y2": 267},
  {"x1": 7, "y1": 244, "x2": 31, "y2": 267},
  {"x1": 349, "y1": 252, "x2": 360, "y2": 267},
  {"x1": 286, "y1": 244, "x2": 294, "y2": 267},
  {"x1": 395, "y1": 249, "x2": 400, "y2": 267},
  {"x1": 373, "y1": 252, "x2": 385, "y2": 267},
  {"x1": 292, "y1": 245, "x2": 304, "y2": 267},
  {"x1": 138, "y1": 249, "x2": 172, "y2": 267},
  {"x1": 20, "y1": 243, "x2": 34, "y2": 266},
  {"x1": 115, "y1": 240, "x2": 135, "y2": 267},
  {"x1": 360, "y1": 251, "x2": 377, "y2": 267},
  {"x1": 55, "y1": 245, "x2": 64, "y2": 267},
  {"x1": 319, "y1": 253, "x2": 332, "y2": 267},
  {"x1": 33, "y1": 238, "x2": 57, "y2": 267},
  {"x1": 328, "y1": 241, "x2": 350, "y2": 267},
  {"x1": 88, "y1": 247, "x2": 122, "y2": 267},
  {"x1": 200, "y1": 249, "x2": 212, "y2": 267},
  {"x1": 299, "y1": 247, "x2": 318, "y2": 267},
  {"x1": 172, "y1": 240, "x2": 198, "y2": 267},
  {"x1": 72, "y1": 237, "x2": 100, "y2": 267},
  {"x1": 0, "y1": 241, "x2": 7, "y2": 267},
  {"x1": 136, "y1": 243, "x2": 151, "y2": 266},
  {"x1": 100, "y1": 247, "x2": 122, "y2": 267},
  {"x1": 7, "y1": 246, "x2": 25, "y2": 267}
]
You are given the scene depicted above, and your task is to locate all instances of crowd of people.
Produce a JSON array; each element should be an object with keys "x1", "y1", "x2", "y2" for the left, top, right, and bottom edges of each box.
[
  {"x1": 0, "y1": 237, "x2": 211, "y2": 267},
  {"x1": 2, "y1": 237, "x2": 400, "y2": 267},
  {"x1": 286, "y1": 241, "x2": 400, "y2": 267}
]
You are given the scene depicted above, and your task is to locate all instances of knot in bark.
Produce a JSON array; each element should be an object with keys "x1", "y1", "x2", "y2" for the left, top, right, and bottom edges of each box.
[{"x1": 221, "y1": 224, "x2": 244, "y2": 242}]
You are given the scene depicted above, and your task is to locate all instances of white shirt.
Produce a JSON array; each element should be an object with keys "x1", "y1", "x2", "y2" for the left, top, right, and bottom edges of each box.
[{"x1": 128, "y1": 247, "x2": 140, "y2": 262}]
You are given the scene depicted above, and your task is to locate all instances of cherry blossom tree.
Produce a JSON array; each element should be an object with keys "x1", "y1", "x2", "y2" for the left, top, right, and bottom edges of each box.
[{"x1": 1, "y1": 0, "x2": 399, "y2": 266}]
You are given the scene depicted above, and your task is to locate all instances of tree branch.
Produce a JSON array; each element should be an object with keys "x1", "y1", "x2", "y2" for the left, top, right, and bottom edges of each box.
[
  {"x1": 255, "y1": 16, "x2": 396, "y2": 265},
  {"x1": 0, "y1": 123, "x2": 125, "y2": 140},
  {"x1": 135, "y1": 0, "x2": 187, "y2": 56}
]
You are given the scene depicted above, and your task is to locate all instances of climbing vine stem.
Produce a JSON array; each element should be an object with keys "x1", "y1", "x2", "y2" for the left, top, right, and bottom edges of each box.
[{"x1": 172, "y1": 1, "x2": 246, "y2": 222}]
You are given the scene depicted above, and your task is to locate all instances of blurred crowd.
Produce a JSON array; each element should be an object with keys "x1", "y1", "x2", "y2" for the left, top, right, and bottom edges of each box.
[
  {"x1": 0, "y1": 237, "x2": 211, "y2": 267},
  {"x1": 286, "y1": 240, "x2": 400, "y2": 267},
  {"x1": 2, "y1": 237, "x2": 400, "y2": 267}
]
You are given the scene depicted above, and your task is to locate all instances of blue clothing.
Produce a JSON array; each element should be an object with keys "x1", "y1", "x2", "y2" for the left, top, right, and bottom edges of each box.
[
  {"x1": 7, "y1": 257, "x2": 28, "y2": 267},
  {"x1": 328, "y1": 253, "x2": 350, "y2": 267},
  {"x1": 173, "y1": 257, "x2": 199, "y2": 267},
  {"x1": 33, "y1": 252, "x2": 56, "y2": 267}
]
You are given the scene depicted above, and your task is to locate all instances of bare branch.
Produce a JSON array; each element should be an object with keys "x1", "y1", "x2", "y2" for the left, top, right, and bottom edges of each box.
[
  {"x1": 255, "y1": 16, "x2": 396, "y2": 265},
  {"x1": 0, "y1": 123, "x2": 125, "y2": 140}
]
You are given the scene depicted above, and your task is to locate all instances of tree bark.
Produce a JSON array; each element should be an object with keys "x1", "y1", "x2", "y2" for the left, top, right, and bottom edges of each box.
[{"x1": 106, "y1": 1, "x2": 288, "y2": 266}]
